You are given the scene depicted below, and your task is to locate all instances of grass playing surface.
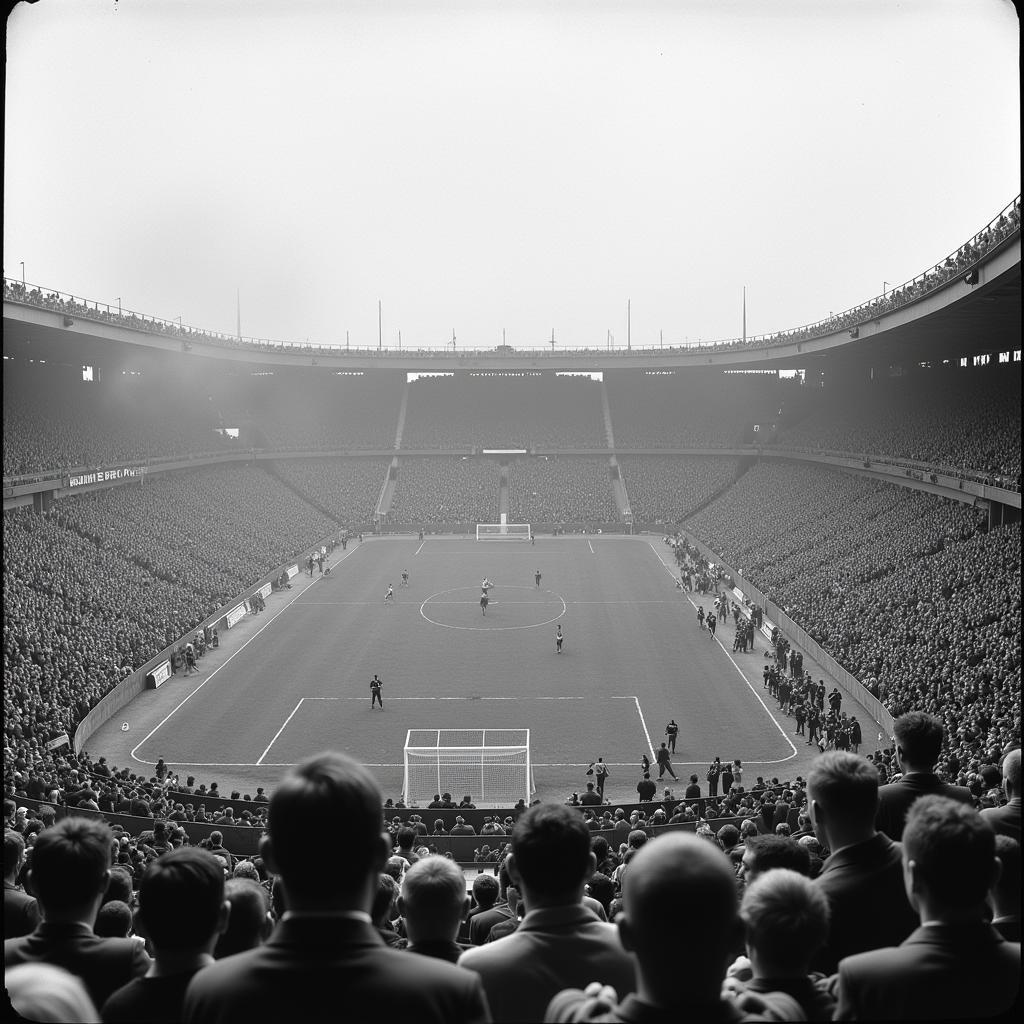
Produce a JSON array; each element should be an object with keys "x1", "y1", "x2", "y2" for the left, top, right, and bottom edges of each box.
[{"x1": 124, "y1": 536, "x2": 797, "y2": 802}]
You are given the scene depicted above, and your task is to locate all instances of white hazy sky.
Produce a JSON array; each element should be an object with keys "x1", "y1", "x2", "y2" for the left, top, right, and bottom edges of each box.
[{"x1": 4, "y1": 0, "x2": 1019, "y2": 350}]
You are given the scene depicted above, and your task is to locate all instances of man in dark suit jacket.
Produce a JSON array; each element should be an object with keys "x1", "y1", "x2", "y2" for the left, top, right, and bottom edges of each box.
[
  {"x1": 183, "y1": 752, "x2": 490, "y2": 1024},
  {"x1": 981, "y1": 748, "x2": 1021, "y2": 842},
  {"x1": 808, "y1": 751, "x2": 918, "y2": 973},
  {"x1": 875, "y1": 712, "x2": 972, "y2": 841},
  {"x1": 834, "y1": 796, "x2": 1020, "y2": 1021},
  {"x1": 4, "y1": 817, "x2": 150, "y2": 1008},
  {"x1": 4, "y1": 830, "x2": 40, "y2": 939},
  {"x1": 400, "y1": 856, "x2": 474, "y2": 964}
]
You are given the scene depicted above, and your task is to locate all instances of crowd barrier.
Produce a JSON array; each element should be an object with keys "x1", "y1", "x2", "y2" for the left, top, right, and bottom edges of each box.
[
  {"x1": 675, "y1": 530, "x2": 895, "y2": 742},
  {"x1": 10, "y1": 793, "x2": 761, "y2": 862},
  {"x1": 72, "y1": 528, "x2": 345, "y2": 756}
]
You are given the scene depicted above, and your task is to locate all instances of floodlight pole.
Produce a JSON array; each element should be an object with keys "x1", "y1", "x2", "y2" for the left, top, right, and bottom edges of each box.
[
  {"x1": 627, "y1": 299, "x2": 631, "y2": 350},
  {"x1": 550, "y1": 328, "x2": 555, "y2": 355},
  {"x1": 743, "y1": 285, "x2": 746, "y2": 345},
  {"x1": 378, "y1": 300, "x2": 382, "y2": 351},
  {"x1": 20, "y1": 262, "x2": 25, "y2": 286}
]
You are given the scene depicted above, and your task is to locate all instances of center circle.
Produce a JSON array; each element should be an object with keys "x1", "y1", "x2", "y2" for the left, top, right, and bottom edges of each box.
[{"x1": 420, "y1": 586, "x2": 567, "y2": 631}]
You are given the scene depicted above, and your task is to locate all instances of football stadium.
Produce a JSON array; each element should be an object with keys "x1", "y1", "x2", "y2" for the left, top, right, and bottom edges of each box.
[{"x1": 4, "y1": 2, "x2": 1020, "y2": 1022}]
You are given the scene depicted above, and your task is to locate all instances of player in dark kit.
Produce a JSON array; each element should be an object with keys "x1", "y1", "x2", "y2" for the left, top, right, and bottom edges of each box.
[
  {"x1": 370, "y1": 674, "x2": 384, "y2": 710},
  {"x1": 555, "y1": 625, "x2": 563, "y2": 653},
  {"x1": 535, "y1": 569, "x2": 542, "y2": 588},
  {"x1": 697, "y1": 606, "x2": 705, "y2": 629}
]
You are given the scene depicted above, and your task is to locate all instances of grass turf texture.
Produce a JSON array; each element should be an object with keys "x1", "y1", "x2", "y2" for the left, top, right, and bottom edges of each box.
[{"x1": 116, "y1": 536, "x2": 800, "y2": 804}]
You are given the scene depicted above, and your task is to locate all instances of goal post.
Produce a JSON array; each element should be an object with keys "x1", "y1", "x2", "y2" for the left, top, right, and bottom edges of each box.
[
  {"x1": 477, "y1": 515, "x2": 531, "y2": 541},
  {"x1": 403, "y1": 729, "x2": 535, "y2": 806}
]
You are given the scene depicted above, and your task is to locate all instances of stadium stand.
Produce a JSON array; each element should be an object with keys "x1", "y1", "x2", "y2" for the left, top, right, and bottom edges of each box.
[
  {"x1": 618, "y1": 455, "x2": 736, "y2": 522},
  {"x1": 401, "y1": 374, "x2": 607, "y2": 449},
  {"x1": 388, "y1": 456, "x2": 501, "y2": 524},
  {"x1": 507, "y1": 456, "x2": 619, "y2": 523},
  {"x1": 270, "y1": 457, "x2": 389, "y2": 524}
]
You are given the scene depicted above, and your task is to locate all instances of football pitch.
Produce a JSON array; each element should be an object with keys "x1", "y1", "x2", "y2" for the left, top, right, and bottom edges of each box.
[{"x1": 122, "y1": 536, "x2": 799, "y2": 802}]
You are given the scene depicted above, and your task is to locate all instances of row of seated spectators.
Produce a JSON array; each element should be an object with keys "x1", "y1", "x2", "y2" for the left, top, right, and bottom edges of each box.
[
  {"x1": 684, "y1": 462, "x2": 1021, "y2": 787},
  {"x1": 4, "y1": 733, "x2": 1020, "y2": 1022},
  {"x1": 271, "y1": 457, "x2": 389, "y2": 524},
  {"x1": 507, "y1": 457, "x2": 619, "y2": 523},
  {"x1": 6, "y1": 196, "x2": 1017, "y2": 365},
  {"x1": 389, "y1": 457, "x2": 501, "y2": 524},
  {"x1": 401, "y1": 374, "x2": 608, "y2": 449},
  {"x1": 618, "y1": 455, "x2": 736, "y2": 521},
  {"x1": 775, "y1": 366, "x2": 1022, "y2": 490},
  {"x1": 2, "y1": 368, "x2": 234, "y2": 478},
  {"x1": 3, "y1": 466, "x2": 337, "y2": 751}
]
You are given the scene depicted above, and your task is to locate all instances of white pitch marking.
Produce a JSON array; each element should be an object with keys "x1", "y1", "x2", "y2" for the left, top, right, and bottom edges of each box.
[
  {"x1": 648, "y1": 541, "x2": 797, "y2": 761},
  {"x1": 588, "y1": 539, "x2": 595, "y2": 553},
  {"x1": 129, "y1": 545, "x2": 359, "y2": 766},
  {"x1": 633, "y1": 696, "x2": 657, "y2": 759},
  {"x1": 414, "y1": 539, "x2": 425, "y2": 555},
  {"x1": 256, "y1": 698, "x2": 306, "y2": 765}
]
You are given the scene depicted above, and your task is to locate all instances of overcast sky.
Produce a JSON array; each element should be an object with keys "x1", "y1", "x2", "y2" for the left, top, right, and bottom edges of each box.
[{"x1": 4, "y1": 0, "x2": 1019, "y2": 351}]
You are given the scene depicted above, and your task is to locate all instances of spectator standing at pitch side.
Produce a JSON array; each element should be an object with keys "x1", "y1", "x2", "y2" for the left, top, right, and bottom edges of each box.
[{"x1": 664, "y1": 720, "x2": 678, "y2": 753}]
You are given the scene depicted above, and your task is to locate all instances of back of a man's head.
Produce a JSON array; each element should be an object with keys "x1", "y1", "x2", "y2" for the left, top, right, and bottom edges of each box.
[
  {"x1": 4, "y1": 828, "x2": 26, "y2": 881},
  {"x1": 29, "y1": 817, "x2": 111, "y2": 914},
  {"x1": 992, "y1": 834, "x2": 1020, "y2": 920},
  {"x1": 103, "y1": 866, "x2": 134, "y2": 907},
  {"x1": 267, "y1": 751, "x2": 384, "y2": 901},
  {"x1": 471, "y1": 872, "x2": 499, "y2": 909},
  {"x1": 372, "y1": 872, "x2": 400, "y2": 928},
  {"x1": 743, "y1": 835, "x2": 811, "y2": 884},
  {"x1": 717, "y1": 824, "x2": 740, "y2": 851},
  {"x1": 903, "y1": 795, "x2": 997, "y2": 912},
  {"x1": 620, "y1": 833, "x2": 739, "y2": 1003},
  {"x1": 94, "y1": 899, "x2": 133, "y2": 938},
  {"x1": 138, "y1": 847, "x2": 226, "y2": 954},
  {"x1": 511, "y1": 803, "x2": 592, "y2": 903},
  {"x1": 396, "y1": 826, "x2": 416, "y2": 849},
  {"x1": 807, "y1": 751, "x2": 879, "y2": 835},
  {"x1": 215, "y1": 878, "x2": 271, "y2": 958},
  {"x1": 741, "y1": 868, "x2": 830, "y2": 975},
  {"x1": 209, "y1": 831, "x2": 223, "y2": 847},
  {"x1": 400, "y1": 855, "x2": 467, "y2": 944},
  {"x1": 894, "y1": 712, "x2": 944, "y2": 770},
  {"x1": 1002, "y1": 748, "x2": 1021, "y2": 796}
]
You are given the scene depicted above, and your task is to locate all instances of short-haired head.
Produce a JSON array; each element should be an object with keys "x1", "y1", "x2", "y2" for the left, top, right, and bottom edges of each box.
[
  {"x1": 807, "y1": 751, "x2": 879, "y2": 828},
  {"x1": 216, "y1": 878, "x2": 271, "y2": 958},
  {"x1": 94, "y1": 899, "x2": 133, "y2": 938},
  {"x1": 894, "y1": 712, "x2": 944, "y2": 770},
  {"x1": 619, "y1": 833, "x2": 739, "y2": 991},
  {"x1": 742, "y1": 835, "x2": 811, "y2": 884},
  {"x1": 510, "y1": 803, "x2": 593, "y2": 901},
  {"x1": 4, "y1": 829, "x2": 26, "y2": 879},
  {"x1": 28, "y1": 817, "x2": 111, "y2": 913},
  {"x1": 372, "y1": 872, "x2": 400, "y2": 927},
  {"x1": 471, "y1": 872, "x2": 499, "y2": 908},
  {"x1": 399, "y1": 855, "x2": 467, "y2": 942},
  {"x1": 740, "y1": 869, "x2": 830, "y2": 972},
  {"x1": 138, "y1": 847, "x2": 226, "y2": 952},
  {"x1": 903, "y1": 796, "x2": 997, "y2": 909},
  {"x1": 1001, "y1": 748, "x2": 1021, "y2": 795},
  {"x1": 265, "y1": 751, "x2": 385, "y2": 902}
]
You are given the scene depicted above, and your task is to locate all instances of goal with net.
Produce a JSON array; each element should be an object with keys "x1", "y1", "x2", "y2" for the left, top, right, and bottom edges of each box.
[
  {"x1": 477, "y1": 515, "x2": 531, "y2": 541},
  {"x1": 403, "y1": 729, "x2": 535, "y2": 806}
]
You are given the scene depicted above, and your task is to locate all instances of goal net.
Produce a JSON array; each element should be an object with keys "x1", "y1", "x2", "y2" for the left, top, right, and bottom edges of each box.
[
  {"x1": 477, "y1": 516, "x2": 531, "y2": 541},
  {"x1": 403, "y1": 729, "x2": 535, "y2": 806}
]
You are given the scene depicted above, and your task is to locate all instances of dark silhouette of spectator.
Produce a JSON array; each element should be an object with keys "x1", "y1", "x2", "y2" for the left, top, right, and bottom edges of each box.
[
  {"x1": 547, "y1": 832, "x2": 800, "y2": 1022},
  {"x1": 4, "y1": 817, "x2": 150, "y2": 1008},
  {"x1": 93, "y1": 901, "x2": 133, "y2": 939},
  {"x1": 981, "y1": 748, "x2": 1021, "y2": 842},
  {"x1": 100, "y1": 848, "x2": 229, "y2": 1021},
  {"x1": 215, "y1": 878, "x2": 273, "y2": 959},
  {"x1": 4, "y1": 829, "x2": 40, "y2": 939},
  {"x1": 460, "y1": 873, "x2": 499, "y2": 943},
  {"x1": 875, "y1": 712, "x2": 973, "y2": 841},
  {"x1": 459, "y1": 803, "x2": 635, "y2": 1023},
  {"x1": 182, "y1": 751, "x2": 490, "y2": 1024},
  {"x1": 833, "y1": 796, "x2": 1020, "y2": 1021},
  {"x1": 739, "y1": 834, "x2": 811, "y2": 887},
  {"x1": 991, "y1": 835, "x2": 1020, "y2": 943},
  {"x1": 467, "y1": 864, "x2": 515, "y2": 946},
  {"x1": 808, "y1": 751, "x2": 918, "y2": 974}
]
